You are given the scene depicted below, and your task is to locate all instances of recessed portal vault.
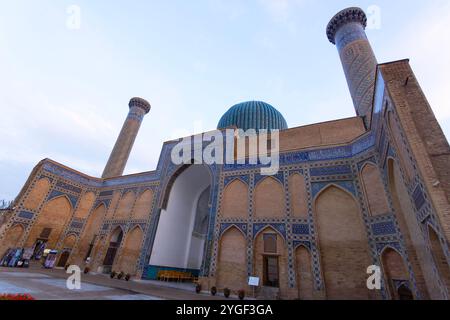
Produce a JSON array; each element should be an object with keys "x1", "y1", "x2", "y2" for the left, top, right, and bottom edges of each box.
[{"x1": 150, "y1": 165, "x2": 211, "y2": 270}]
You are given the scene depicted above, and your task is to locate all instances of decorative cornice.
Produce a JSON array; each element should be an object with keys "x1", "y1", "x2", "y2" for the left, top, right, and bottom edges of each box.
[
  {"x1": 129, "y1": 97, "x2": 151, "y2": 114},
  {"x1": 326, "y1": 7, "x2": 367, "y2": 44}
]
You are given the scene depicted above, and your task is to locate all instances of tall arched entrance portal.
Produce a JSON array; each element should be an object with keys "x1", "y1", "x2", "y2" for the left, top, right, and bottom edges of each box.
[{"x1": 150, "y1": 165, "x2": 212, "y2": 278}]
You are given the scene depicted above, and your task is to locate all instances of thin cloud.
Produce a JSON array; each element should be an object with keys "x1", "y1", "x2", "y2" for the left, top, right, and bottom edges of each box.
[
  {"x1": 259, "y1": 0, "x2": 304, "y2": 23},
  {"x1": 387, "y1": 1, "x2": 450, "y2": 138}
]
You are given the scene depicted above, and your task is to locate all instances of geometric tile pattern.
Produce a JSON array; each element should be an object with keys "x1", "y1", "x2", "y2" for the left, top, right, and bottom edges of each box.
[
  {"x1": 18, "y1": 211, "x2": 34, "y2": 220},
  {"x1": 292, "y1": 224, "x2": 310, "y2": 235},
  {"x1": 46, "y1": 190, "x2": 79, "y2": 208},
  {"x1": 6, "y1": 74, "x2": 450, "y2": 302},
  {"x1": 371, "y1": 221, "x2": 397, "y2": 236},
  {"x1": 310, "y1": 165, "x2": 352, "y2": 176},
  {"x1": 311, "y1": 180, "x2": 356, "y2": 198}
]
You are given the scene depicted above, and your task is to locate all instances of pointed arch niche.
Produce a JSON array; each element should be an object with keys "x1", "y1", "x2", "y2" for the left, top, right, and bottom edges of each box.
[
  {"x1": 117, "y1": 226, "x2": 144, "y2": 275},
  {"x1": 132, "y1": 189, "x2": 154, "y2": 220},
  {"x1": 289, "y1": 173, "x2": 308, "y2": 218},
  {"x1": 115, "y1": 191, "x2": 135, "y2": 220},
  {"x1": 25, "y1": 196, "x2": 73, "y2": 249},
  {"x1": 255, "y1": 177, "x2": 285, "y2": 219},
  {"x1": 295, "y1": 245, "x2": 314, "y2": 299},
  {"x1": 0, "y1": 224, "x2": 25, "y2": 257},
  {"x1": 381, "y1": 247, "x2": 413, "y2": 300},
  {"x1": 315, "y1": 185, "x2": 371, "y2": 299},
  {"x1": 74, "y1": 204, "x2": 106, "y2": 266},
  {"x1": 253, "y1": 226, "x2": 288, "y2": 296},
  {"x1": 216, "y1": 226, "x2": 247, "y2": 292},
  {"x1": 387, "y1": 158, "x2": 429, "y2": 298},
  {"x1": 427, "y1": 226, "x2": 450, "y2": 293},
  {"x1": 360, "y1": 163, "x2": 390, "y2": 216},
  {"x1": 23, "y1": 178, "x2": 51, "y2": 211},
  {"x1": 221, "y1": 179, "x2": 248, "y2": 219}
]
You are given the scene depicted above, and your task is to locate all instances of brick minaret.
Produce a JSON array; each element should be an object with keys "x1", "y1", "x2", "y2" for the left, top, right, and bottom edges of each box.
[
  {"x1": 102, "y1": 97, "x2": 151, "y2": 179},
  {"x1": 327, "y1": 7, "x2": 378, "y2": 127}
]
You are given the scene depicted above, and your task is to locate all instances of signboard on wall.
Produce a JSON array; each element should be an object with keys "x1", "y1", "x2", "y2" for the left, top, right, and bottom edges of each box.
[{"x1": 248, "y1": 276, "x2": 260, "y2": 286}]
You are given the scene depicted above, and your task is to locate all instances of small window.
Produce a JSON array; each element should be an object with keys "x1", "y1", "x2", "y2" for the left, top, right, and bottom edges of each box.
[
  {"x1": 263, "y1": 234, "x2": 277, "y2": 254},
  {"x1": 40, "y1": 228, "x2": 52, "y2": 239}
]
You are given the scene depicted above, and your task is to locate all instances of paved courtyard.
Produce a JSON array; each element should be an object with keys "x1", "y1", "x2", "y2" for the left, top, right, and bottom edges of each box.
[
  {"x1": 0, "y1": 267, "x2": 229, "y2": 300},
  {"x1": 0, "y1": 269, "x2": 162, "y2": 300}
]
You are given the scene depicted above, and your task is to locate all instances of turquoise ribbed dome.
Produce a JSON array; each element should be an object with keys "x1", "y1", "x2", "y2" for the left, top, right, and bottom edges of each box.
[{"x1": 217, "y1": 101, "x2": 288, "y2": 131}]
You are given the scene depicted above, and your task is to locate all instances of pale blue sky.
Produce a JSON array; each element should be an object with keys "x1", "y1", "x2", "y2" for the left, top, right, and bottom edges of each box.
[{"x1": 1, "y1": 0, "x2": 449, "y2": 200}]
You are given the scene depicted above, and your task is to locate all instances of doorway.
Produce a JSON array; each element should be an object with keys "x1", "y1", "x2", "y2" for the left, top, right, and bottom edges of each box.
[
  {"x1": 57, "y1": 251, "x2": 70, "y2": 267},
  {"x1": 103, "y1": 227, "x2": 123, "y2": 271},
  {"x1": 32, "y1": 239, "x2": 47, "y2": 260},
  {"x1": 263, "y1": 255, "x2": 280, "y2": 287}
]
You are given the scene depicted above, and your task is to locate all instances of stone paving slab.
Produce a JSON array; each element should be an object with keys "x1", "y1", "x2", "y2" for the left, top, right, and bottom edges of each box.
[
  {"x1": 0, "y1": 268, "x2": 159, "y2": 300},
  {"x1": 105, "y1": 294, "x2": 163, "y2": 300},
  {"x1": 0, "y1": 272, "x2": 50, "y2": 278},
  {"x1": 0, "y1": 280, "x2": 39, "y2": 294},
  {"x1": 32, "y1": 278, "x2": 112, "y2": 292},
  {"x1": 0, "y1": 267, "x2": 229, "y2": 300}
]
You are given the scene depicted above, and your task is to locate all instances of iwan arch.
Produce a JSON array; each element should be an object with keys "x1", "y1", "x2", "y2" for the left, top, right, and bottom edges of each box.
[{"x1": 1, "y1": 7, "x2": 449, "y2": 300}]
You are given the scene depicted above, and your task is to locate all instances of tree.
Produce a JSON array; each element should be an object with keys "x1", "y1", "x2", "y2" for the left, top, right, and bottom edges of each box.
[{"x1": 0, "y1": 200, "x2": 13, "y2": 210}]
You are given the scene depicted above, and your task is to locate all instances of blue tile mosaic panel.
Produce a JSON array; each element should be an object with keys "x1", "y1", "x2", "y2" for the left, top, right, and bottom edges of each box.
[
  {"x1": 412, "y1": 186, "x2": 426, "y2": 211},
  {"x1": 310, "y1": 165, "x2": 352, "y2": 176},
  {"x1": 18, "y1": 211, "x2": 34, "y2": 219},
  {"x1": 292, "y1": 224, "x2": 310, "y2": 235},
  {"x1": 371, "y1": 221, "x2": 396, "y2": 236},
  {"x1": 253, "y1": 223, "x2": 286, "y2": 239},
  {"x1": 47, "y1": 190, "x2": 79, "y2": 208}
]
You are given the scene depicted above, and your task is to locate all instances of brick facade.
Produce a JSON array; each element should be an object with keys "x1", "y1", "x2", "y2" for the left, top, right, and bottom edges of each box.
[{"x1": 0, "y1": 7, "x2": 449, "y2": 300}]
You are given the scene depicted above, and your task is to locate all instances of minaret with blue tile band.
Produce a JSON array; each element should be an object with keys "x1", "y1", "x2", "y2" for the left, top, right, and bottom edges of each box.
[
  {"x1": 102, "y1": 97, "x2": 151, "y2": 179},
  {"x1": 327, "y1": 7, "x2": 378, "y2": 127}
]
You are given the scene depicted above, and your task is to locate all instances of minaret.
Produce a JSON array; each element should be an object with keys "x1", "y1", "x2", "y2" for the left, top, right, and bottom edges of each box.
[
  {"x1": 326, "y1": 7, "x2": 378, "y2": 127},
  {"x1": 102, "y1": 97, "x2": 151, "y2": 179}
]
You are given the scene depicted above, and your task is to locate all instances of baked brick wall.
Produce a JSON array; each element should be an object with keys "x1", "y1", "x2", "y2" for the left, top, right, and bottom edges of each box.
[
  {"x1": 360, "y1": 163, "x2": 390, "y2": 216},
  {"x1": 132, "y1": 190, "x2": 153, "y2": 220},
  {"x1": 116, "y1": 227, "x2": 144, "y2": 275},
  {"x1": 428, "y1": 226, "x2": 450, "y2": 292},
  {"x1": 387, "y1": 159, "x2": 430, "y2": 299},
  {"x1": 254, "y1": 178, "x2": 285, "y2": 219},
  {"x1": 289, "y1": 173, "x2": 308, "y2": 218},
  {"x1": 315, "y1": 186, "x2": 372, "y2": 299},
  {"x1": 220, "y1": 180, "x2": 248, "y2": 219},
  {"x1": 215, "y1": 227, "x2": 248, "y2": 293},
  {"x1": 72, "y1": 204, "x2": 106, "y2": 266},
  {"x1": 24, "y1": 196, "x2": 72, "y2": 248},
  {"x1": 114, "y1": 191, "x2": 135, "y2": 220},
  {"x1": 381, "y1": 248, "x2": 410, "y2": 299},
  {"x1": 295, "y1": 246, "x2": 314, "y2": 300},
  {"x1": 23, "y1": 178, "x2": 51, "y2": 211},
  {"x1": 380, "y1": 61, "x2": 450, "y2": 239},
  {"x1": 0, "y1": 224, "x2": 25, "y2": 257}
]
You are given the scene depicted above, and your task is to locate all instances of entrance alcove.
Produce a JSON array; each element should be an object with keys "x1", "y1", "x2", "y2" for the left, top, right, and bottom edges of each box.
[
  {"x1": 149, "y1": 165, "x2": 212, "y2": 274},
  {"x1": 102, "y1": 227, "x2": 123, "y2": 273}
]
